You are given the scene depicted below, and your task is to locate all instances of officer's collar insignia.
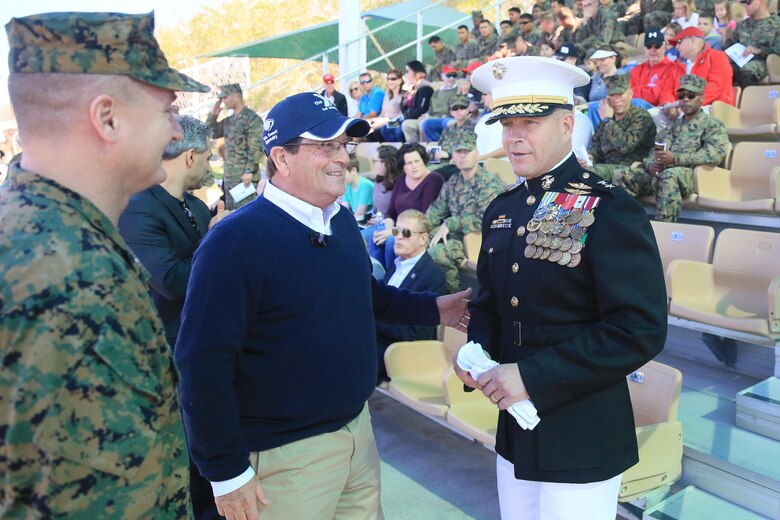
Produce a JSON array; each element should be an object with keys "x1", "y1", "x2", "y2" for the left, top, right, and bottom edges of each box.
[
  {"x1": 541, "y1": 174, "x2": 554, "y2": 190},
  {"x1": 565, "y1": 182, "x2": 592, "y2": 195},
  {"x1": 490, "y1": 214, "x2": 513, "y2": 229},
  {"x1": 597, "y1": 180, "x2": 615, "y2": 189}
]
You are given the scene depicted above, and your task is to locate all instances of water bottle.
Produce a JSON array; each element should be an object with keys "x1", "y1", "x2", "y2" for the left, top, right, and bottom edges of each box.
[{"x1": 374, "y1": 211, "x2": 385, "y2": 232}]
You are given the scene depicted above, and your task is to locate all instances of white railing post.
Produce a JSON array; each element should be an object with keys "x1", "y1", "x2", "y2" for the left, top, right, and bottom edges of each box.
[{"x1": 416, "y1": 11, "x2": 423, "y2": 62}]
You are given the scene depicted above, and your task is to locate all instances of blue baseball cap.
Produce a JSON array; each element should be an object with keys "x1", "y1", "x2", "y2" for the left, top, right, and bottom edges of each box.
[{"x1": 262, "y1": 92, "x2": 371, "y2": 156}]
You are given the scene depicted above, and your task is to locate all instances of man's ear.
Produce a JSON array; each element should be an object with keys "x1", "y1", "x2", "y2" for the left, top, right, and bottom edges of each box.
[
  {"x1": 560, "y1": 111, "x2": 575, "y2": 137},
  {"x1": 89, "y1": 94, "x2": 120, "y2": 142},
  {"x1": 185, "y1": 149, "x2": 196, "y2": 168},
  {"x1": 268, "y1": 147, "x2": 290, "y2": 177}
]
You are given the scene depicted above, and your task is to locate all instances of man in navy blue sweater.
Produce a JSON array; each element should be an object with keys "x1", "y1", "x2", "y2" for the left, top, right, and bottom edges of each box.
[{"x1": 176, "y1": 92, "x2": 471, "y2": 520}]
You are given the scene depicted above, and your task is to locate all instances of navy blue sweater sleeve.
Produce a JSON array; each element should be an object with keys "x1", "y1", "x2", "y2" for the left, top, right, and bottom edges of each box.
[
  {"x1": 371, "y1": 276, "x2": 440, "y2": 326},
  {"x1": 175, "y1": 222, "x2": 255, "y2": 482}
]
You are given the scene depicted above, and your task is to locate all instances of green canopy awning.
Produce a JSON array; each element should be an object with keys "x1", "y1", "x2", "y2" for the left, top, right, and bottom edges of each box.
[{"x1": 201, "y1": 0, "x2": 467, "y2": 71}]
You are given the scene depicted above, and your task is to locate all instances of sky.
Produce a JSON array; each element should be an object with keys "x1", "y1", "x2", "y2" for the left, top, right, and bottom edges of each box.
[{"x1": 0, "y1": 0, "x2": 227, "y2": 103}]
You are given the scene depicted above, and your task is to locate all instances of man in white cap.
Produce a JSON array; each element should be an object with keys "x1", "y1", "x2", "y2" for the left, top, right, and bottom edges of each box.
[
  {"x1": 455, "y1": 57, "x2": 667, "y2": 519},
  {"x1": 176, "y1": 92, "x2": 471, "y2": 520}
]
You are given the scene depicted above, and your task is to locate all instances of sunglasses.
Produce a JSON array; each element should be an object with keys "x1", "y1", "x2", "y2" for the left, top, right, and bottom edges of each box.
[
  {"x1": 350, "y1": 87, "x2": 360, "y2": 92},
  {"x1": 677, "y1": 91, "x2": 700, "y2": 100},
  {"x1": 360, "y1": 78, "x2": 372, "y2": 84},
  {"x1": 450, "y1": 105, "x2": 468, "y2": 111},
  {"x1": 391, "y1": 227, "x2": 426, "y2": 238},
  {"x1": 445, "y1": 73, "x2": 458, "y2": 78},
  {"x1": 645, "y1": 43, "x2": 663, "y2": 49},
  {"x1": 387, "y1": 76, "x2": 400, "y2": 81}
]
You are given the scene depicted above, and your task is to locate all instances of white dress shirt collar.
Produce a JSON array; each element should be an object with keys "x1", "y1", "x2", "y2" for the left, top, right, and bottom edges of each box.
[
  {"x1": 263, "y1": 180, "x2": 341, "y2": 235},
  {"x1": 387, "y1": 251, "x2": 425, "y2": 288}
]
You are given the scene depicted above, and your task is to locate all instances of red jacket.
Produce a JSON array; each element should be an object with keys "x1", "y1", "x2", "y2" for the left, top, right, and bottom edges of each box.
[
  {"x1": 630, "y1": 58, "x2": 680, "y2": 106},
  {"x1": 659, "y1": 44, "x2": 735, "y2": 106}
]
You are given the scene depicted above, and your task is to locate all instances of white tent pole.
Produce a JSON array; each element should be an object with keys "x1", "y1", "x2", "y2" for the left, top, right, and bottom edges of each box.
[
  {"x1": 416, "y1": 11, "x2": 423, "y2": 61},
  {"x1": 339, "y1": 0, "x2": 362, "y2": 88}
]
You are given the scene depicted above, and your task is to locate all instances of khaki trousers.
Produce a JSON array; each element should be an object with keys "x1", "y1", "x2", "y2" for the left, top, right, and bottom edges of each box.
[{"x1": 249, "y1": 404, "x2": 384, "y2": 520}]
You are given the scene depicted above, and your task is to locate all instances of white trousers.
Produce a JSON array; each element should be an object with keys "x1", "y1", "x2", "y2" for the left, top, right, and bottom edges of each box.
[{"x1": 496, "y1": 455, "x2": 622, "y2": 520}]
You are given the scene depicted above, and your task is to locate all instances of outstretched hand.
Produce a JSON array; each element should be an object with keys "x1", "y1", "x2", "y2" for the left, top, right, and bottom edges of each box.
[{"x1": 436, "y1": 287, "x2": 472, "y2": 332}]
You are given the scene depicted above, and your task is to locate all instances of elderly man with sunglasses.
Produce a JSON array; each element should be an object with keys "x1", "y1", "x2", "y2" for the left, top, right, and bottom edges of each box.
[
  {"x1": 176, "y1": 92, "x2": 471, "y2": 520},
  {"x1": 629, "y1": 29, "x2": 681, "y2": 107},
  {"x1": 612, "y1": 75, "x2": 729, "y2": 222}
]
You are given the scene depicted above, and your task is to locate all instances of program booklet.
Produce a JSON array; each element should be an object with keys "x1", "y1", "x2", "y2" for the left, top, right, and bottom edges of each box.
[{"x1": 725, "y1": 43, "x2": 754, "y2": 69}]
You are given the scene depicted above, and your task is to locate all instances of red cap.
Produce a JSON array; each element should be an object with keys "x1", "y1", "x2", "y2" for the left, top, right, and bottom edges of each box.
[
  {"x1": 441, "y1": 64, "x2": 459, "y2": 74},
  {"x1": 462, "y1": 61, "x2": 483, "y2": 73},
  {"x1": 323, "y1": 73, "x2": 335, "y2": 84},
  {"x1": 669, "y1": 26, "x2": 704, "y2": 46}
]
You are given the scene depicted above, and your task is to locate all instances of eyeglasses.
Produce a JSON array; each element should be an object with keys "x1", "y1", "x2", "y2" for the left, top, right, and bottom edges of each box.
[
  {"x1": 445, "y1": 73, "x2": 458, "y2": 78},
  {"x1": 645, "y1": 43, "x2": 663, "y2": 49},
  {"x1": 387, "y1": 76, "x2": 400, "y2": 81},
  {"x1": 360, "y1": 78, "x2": 372, "y2": 84},
  {"x1": 520, "y1": 21, "x2": 533, "y2": 24},
  {"x1": 677, "y1": 91, "x2": 700, "y2": 100},
  {"x1": 391, "y1": 227, "x2": 426, "y2": 238},
  {"x1": 178, "y1": 199, "x2": 201, "y2": 235},
  {"x1": 286, "y1": 141, "x2": 358, "y2": 155}
]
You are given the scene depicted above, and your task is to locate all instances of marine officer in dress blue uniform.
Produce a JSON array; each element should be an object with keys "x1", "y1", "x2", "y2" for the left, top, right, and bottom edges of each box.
[{"x1": 454, "y1": 56, "x2": 668, "y2": 520}]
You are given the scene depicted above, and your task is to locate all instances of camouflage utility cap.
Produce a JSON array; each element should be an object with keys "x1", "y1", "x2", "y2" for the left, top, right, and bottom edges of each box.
[
  {"x1": 217, "y1": 83, "x2": 242, "y2": 98},
  {"x1": 605, "y1": 74, "x2": 630, "y2": 95},
  {"x1": 5, "y1": 11, "x2": 209, "y2": 93},
  {"x1": 677, "y1": 74, "x2": 706, "y2": 94},
  {"x1": 449, "y1": 95, "x2": 470, "y2": 109},
  {"x1": 453, "y1": 132, "x2": 477, "y2": 152}
]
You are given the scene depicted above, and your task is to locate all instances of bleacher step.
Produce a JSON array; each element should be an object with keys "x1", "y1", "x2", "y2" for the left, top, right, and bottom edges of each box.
[
  {"x1": 643, "y1": 486, "x2": 768, "y2": 520},
  {"x1": 737, "y1": 377, "x2": 780, "y2": 442}
]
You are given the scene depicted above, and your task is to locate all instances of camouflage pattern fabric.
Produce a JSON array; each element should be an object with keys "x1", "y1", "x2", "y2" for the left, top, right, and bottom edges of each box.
[
  {"x1": 623, "y1": 0, "x2": 673, "y2": 35},
  {"x1": 427, "y1": 164, "x2": 505, "y2": 291},
  {"x1": 590, "y1": 105, "x2": 657, "y2": 180},
  {"x1": 522, "y1": 28, "x2": 546, "y2": 48},
  {"x1": 438, "y1": 119, "x2": 477, "y2": 165},
  {"x1": 207, "y1": 108, "x2": 264, "y2": 210},
  {"x1": 476, "y1": 34, "x2": 500, "y2": 59},
  {"x1": 0, "y1": 164, "x2": 190, "y2": 518},
  {"x1": 729, "y1": 15, "x2": 780, "y2": 87},
  {"x1": 575, "y1": 7, "x2": 626, "y2": 57},
  {"x1": 430, "y1": 46, "x2": 457, "y2": 78},
  {"x1": 612, "y1": 110, "x2": 729, "y2": 221},
  {"x1": 5, "y1": 12, "x2": 208, "y2": 93},
  {"x1": 454, "y1": 40, "x2": 481, "y2": 67}
]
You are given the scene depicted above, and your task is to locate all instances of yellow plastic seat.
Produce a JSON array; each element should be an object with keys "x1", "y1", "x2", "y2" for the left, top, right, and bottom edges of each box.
[
  {"x1": 733, "y1": 85, "x2": 742, "y2": 107},
  {"x1": 620, "y1": 360, "x2": 683, "y2": 502},
  {"x1": 384, "y1": 327, "x2": 467, "y2": 417},
  {"x1": 442, "y1": 367, "x2": 498, "y2": 448},
  {"x1": 668, "y1": 228, "x2": 780, "y2": 339},
  {"x1": 768, "y1": 54, "x2": 780, "y2": 85},
  {"x1": 484, "y1": 158, "x2": 517, "y2": 189},
  {"x1": 695, "y1": 141, "x2": 780, "y2": 215},
  {"x1": 711, "y1": 86, "x2": 780, "y2": 141},
  {"x1": 650, "y1": 221, "x2": 715, "y2": 297},
  {"x1": 462, "y1": 232, "x2": 481, "y2": 272}
]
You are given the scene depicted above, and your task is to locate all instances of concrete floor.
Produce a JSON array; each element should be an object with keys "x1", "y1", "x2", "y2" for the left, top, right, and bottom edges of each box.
[{"x1": 369, "y1": 391, "x2": 500, "y2": 520}]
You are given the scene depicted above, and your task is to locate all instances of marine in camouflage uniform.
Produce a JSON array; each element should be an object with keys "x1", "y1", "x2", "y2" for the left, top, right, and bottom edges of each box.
[
  {"x1": 1, "y1": 11, "x2": 209, "y2": 517},
  {"x1": 430, "y1": 43, "x2": 457, "y2": 78},
  {"x1": 454, "y1": 38, "x2": 481, "y2": 68},
  {"x1": 623, "y1": 0, "x2": 673, "y2": 35},
  {"x1": 427, "y1": 134, "x2": 505, "y2": 292},
  {"x1": 207, "y1": 84, "x2": 264, "y2": 210},
  {"x1": 589, "y1": 75, "x2": 657, "y2": 181},
  {"x1": 575, "y1": 6, "x2": 626, "y2": 57},
  {"x1": 727, "y1": 8, "x2": 780, "y2": 87},
  {"x1": 612, "y1": 75, "x2": 729, "y2": 222},
  {"x1": 477, "y1": 32, "x2": 500, "y2": 60},
  {"x1": 438, "y1": 95, "x2": 478, "y2": 166}
]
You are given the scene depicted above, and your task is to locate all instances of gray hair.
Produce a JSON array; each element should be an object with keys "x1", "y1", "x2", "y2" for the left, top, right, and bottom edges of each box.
[{"x1": 163, "y1": 115, "x2": 212, "y2": 160}]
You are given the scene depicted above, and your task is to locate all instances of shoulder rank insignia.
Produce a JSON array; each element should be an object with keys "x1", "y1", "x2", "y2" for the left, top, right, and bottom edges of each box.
[
  {"x1": 565, "y1": 181, "x2": 592, "y2": 195},
  {"x1": 490, "y1": 214, "x2": 513, "y2": 229},
  {"x1": 597, "y1": 180, "x2": 615, "y2": 189}
]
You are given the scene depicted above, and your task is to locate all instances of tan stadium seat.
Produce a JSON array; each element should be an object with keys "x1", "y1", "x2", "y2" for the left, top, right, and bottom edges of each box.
[
  {"x1": 695, "y1": 141, "x2": 780, "y2": 215},
  {"x1": 620, "y1": 360, "x2": 683, "y2": 502},
  {"x1": 650, "y1": 221, "x2": 715, "y2": 296},
  {"x1": 733, "y1": 85, "x2": 742, "y2": 107},
  {"x1": 668, "y1": 228, "x2": 780, "y2": 339},
  {"x1": 484, "y1": 158, "x2": 517, "y2": 189},
  {"x1": 768, "y1": 54, "x2": 780, "y2": 85},
  {"x1": 462, "y1": 232, "x2": 481, "y2": 272},
  {"x1": 711, "y1": 86, "x2": 780, "y2": 140},
  {"x1": 384, "y1": 326, "x2": 467, "y2": 417},
  {"x1": 442, "y1": 367, "x2": 498, "y2": 448}
]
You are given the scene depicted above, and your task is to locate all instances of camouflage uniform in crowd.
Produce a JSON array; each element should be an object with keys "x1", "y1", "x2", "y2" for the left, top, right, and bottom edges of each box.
[
  {"x1": 431, "y1": 44, "x2": 457, "y2": 78},
  {"x1": 575, "y1": 7, "x2": 626, "y2": 57},
  {"x1": 207, "y1": 85, "x2": 264, "y2": 210},
  {"x1": 728, "y1": 15, "x2": 780, "y2": 87},
  {"x1": 477, "y1": 33, "x2": 500, "y2": 59},
  {"x1": 522, "y1": 27, "x2": 546, "y2": 48},
  {"x1": 427, "y1": 135, "x2": 505, "y2": 292},
  {"x1": 590, "y1": 76, "x2": 657, "y2": 181},
  {"x1": 454, "y1": 39, "x2": 481, "y2": 68},
  {"x1": 623, "y1": 0, "x2": 673, "y2": 35},
  {"x1": 0, "y1": 12, "x2": 207, "y2": 517},
  {"x1": 439, "y1": 120, "x2": 478, "y2": 167},
  {"x1": 612, "y1": 76, "x2": 729, "y2": 222}
]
